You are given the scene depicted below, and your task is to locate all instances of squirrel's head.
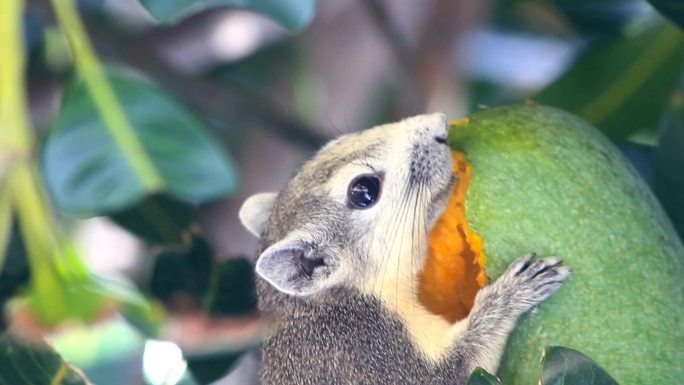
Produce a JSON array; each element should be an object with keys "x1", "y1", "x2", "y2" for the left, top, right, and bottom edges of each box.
[{"x1": 240, "y1": 113, "x2": 454, "y2": 297}]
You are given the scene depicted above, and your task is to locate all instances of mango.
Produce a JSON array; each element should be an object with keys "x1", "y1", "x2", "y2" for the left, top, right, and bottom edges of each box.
[{"x1": 421, "y1": 105, "x2": 684, "y2": 384}]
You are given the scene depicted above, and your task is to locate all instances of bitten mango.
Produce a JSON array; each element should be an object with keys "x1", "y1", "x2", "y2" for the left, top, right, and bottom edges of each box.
[{"x1": 419, "y1": 104, "x2": 684, "y2": 385}]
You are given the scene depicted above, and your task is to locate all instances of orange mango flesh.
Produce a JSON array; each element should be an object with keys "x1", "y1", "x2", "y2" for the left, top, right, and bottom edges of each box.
[{"x1": 418, "y1": 152, "x2": 488, "y2": 323}]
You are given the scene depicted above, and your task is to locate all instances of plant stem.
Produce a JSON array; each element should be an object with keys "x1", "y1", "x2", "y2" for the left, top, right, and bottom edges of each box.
[
  {"x1": 50, "y1": 0, "x2": 165, "y2": 191},
  {"x1": 0, "y1": 0, "x2": 32, "y2": 153},
  {"x1": 79, "y1": 16, "x2": 331, "y2": 149},
  {"x1": 0, "y1": 190, "x2": 10, "y2": 275},
  {"x1": 0, "y1": 0, "x2": 70, "y2": 322},
  {"x1": 0, "y1": 0, "x2": 27, "y2": 276},
  {"x1": 12, "y1": 165, "x2": 69, "y2": 322}
]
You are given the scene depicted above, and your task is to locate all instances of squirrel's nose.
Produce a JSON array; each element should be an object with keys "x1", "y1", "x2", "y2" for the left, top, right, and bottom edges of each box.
[{"x1": 412, "y1": 113, "x2": 447, "y2": 145}]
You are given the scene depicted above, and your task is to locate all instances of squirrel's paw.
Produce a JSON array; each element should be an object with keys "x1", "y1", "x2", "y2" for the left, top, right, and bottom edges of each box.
[{"x1": 478, "y1": 253, "x2": 572, "y2": 314}]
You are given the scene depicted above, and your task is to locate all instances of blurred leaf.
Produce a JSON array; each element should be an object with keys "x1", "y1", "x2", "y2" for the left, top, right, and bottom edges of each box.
[
  {"x1": 23, "y1": 12, "x2": 44, "y2": 54},
  {"x1": 149, "y1": 235, "x2": 257, "y2": 315},
  {"x1": 109, "y1": 194, "x2": 196, "y2": 246},
  {"x1": 150, "y1": 236, "x2": 213, "y2": 307},
  {"x1": 186, "y1": 351, "x2": 243, "y2": 385},
  {"x1": 0, "y1": 221, "x2": 30, "y2": 326},
  {"x1": 553, "y1": 0, "x2": 648, "y2": 34},
  {"x1": 93, "y1": 275, "x2": 164, "y2": 334},
  {"x1": 25, "y1": 279, "x2": 102, "y2": 325},
  {"x1": 614, "y1": 141, "x2": 654, "y2": 183},
  {"x1": 541, "y1": 346, "x2": 619, "y2": 385},
  {"x1": 0, "y1": 331, "x2": 93, "y2": 385},
  {"x1": 43, "y1": 69, "x2": 239, "y2": 216},
  {"x1": 139, "y1": 0, "x2": 317, "y2": 31},
  {"x1": 149, "y1": 244, "x2": 257, "y2": 384},
  {"x1": 649, "y1": 0, "x2": 684, "y2": 30},
  {"x1": 50, "y1": 319, "x2": 146, "y2": 385},
  {"x1": 208, "y1": 40, "x2": 299, "y2": 93},
  {"x1": 18, "y1": 248, "x2": 155, "y2": 328},
  {"x1": 120, "y1": 296, "x2": 166, "y2": 338},
  {"x1": 654, "y1": 96, "x2": 684, "y2": 240},
  {"x1": 535, "y1": 21, "x2": 684, "y2": 138},
  {"x1": 467, "y1": 79, "x2": 523, "y2": 113},
  {"x1": 467, "y1": 368, "x2": 502, "y2": 385},
  {"x1": 204, "y1": 258, "x2": 257, "y2": 316},
  {"x1": 492, "y1": 0, "x2": 644, "y2": 36},
  {"x1": 22, "y1": 253, "x2": 109, "y2": 325}
]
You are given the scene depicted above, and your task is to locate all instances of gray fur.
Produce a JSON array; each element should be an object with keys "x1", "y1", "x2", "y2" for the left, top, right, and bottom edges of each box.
[
  {"x1": 258, "y1": 256, "x2": 569, "y2": 384},
  {"x1": 240, "y1": 114, "x2": 571, "y2": 385}
]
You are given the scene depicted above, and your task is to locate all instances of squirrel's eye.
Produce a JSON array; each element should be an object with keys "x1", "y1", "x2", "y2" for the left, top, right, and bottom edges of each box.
[{"x1": 348, "y1": 174, "x2": 382, "y2": 209}]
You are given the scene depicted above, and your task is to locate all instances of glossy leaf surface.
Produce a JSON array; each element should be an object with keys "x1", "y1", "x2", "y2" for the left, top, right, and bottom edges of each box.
[
  {"x1": 150, "y1": 236, "x2": 213, "y2": 307},
  {"x1": 186, "y1": 351, "x2": 244, "y2": 385},
  {"x1": 654, "y1": 99, "x2": 684, "y2": 240},
  {"x1": 553, "y1": 0, "x2": 646, "y2": 34},
  {"x1": 149, "y1": 235, "x2": 257, "y2": 315},
  {"x1": 541, "y1": 346, "x2": 620, "y2": 385},
  {"x1": 649, "y1": 0, "x2": 684, "y2": 30},
  {"x1": 139, "y1": 0, "x2": 316, "y2": 31},
  {"x1": 109, "y1": 194, "x2": 196, "y2": 246},
  {"x1": 43, "y1": 70, "x2": 238, "y2": 216},
  {"x1": 0, "y1": 332, "x2": 92, "y2": 385},
  {"x1": 466, "y1": 368, "x2": 502, "y2": 385},
  {"x1": 0, "y1": 221, "x2": 30, "y2": 327},
  {"x1": 535, "y1": 21, "x2": 684, "y2": 138},
  {"x1": 204, "y1": 258, "x2": 257, "y2": 315}
]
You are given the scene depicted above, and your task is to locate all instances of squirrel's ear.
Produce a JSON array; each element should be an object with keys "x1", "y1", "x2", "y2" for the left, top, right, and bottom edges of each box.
[
  {"x1": 256, "y1": 236, "x2": 332, "y2": 296},
  {"x1": 239, "y1": 192, "x2": 278, "y2": 237}
]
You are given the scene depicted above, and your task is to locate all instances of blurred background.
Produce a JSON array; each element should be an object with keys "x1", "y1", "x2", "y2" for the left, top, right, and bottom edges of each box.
[{"x1": 1, "y1": 0, "x2": 683, "y2": 384}]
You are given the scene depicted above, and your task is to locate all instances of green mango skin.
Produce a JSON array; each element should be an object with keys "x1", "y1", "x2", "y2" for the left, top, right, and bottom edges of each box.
[{"x1": 448, "y1": 105, "x2": 684, "y2": 385}]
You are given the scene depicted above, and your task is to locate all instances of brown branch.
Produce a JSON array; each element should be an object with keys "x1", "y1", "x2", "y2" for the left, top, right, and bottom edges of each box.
[
  {"x1": 360, "y1": 0, "x2": 425, "y2": 115},
  {"x1": 361, "y1": 0, "x2": 413, "y2": 72}
]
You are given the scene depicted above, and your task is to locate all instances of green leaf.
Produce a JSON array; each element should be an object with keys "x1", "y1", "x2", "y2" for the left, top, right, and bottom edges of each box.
[
  {"x1": 541, "y1": 346, "x2": 620, "y2": 385},
  {"x1": 0, "y1": 331, "x2": 93, "y2": 385},
  {"x1": 552, "y1": 0, "x2": 646, "y2": 35},
  {"x1": 649, "y1": 0, "x2": 684, "y2": 30},
  {"x1": 120, "y1": 296, "x2": 165, "y2": 338},
  {"x1": 0, "y1": 222, "x2": 29, "y2": 302},
  {"x1": 654, "y1": 97, "x2": 684, "y2": 240},
  {"x1": 43, "y1": 69, "x2": 239, "y2": 216},
  {"x1": 149, "y1": 235, "x2": 257, "y2": 315},
  {"x1": 25, "y1": 277, "x2": 103, "y2": 325},
  {"x1": 19, "y1": 245, "x2": 156, "y2": 328},
  {"x1": 139, "y1": 0, "x2": 317, "y2": 31},
  {"x1": 109, "y1": 194, "x2": 196, "y2": 246},
  {"x1": 0, "y1": 220, "x2": 30, "y2": 328},
  {"x1": 207, "y1": 39, "x2": 299, "y2": 93},
  {"x1": 92, "y1": 276, "x2": 164, "y2": 336},
  {"x1": 491, "y1": 0, "x2": 644, "y2": 36},
  {"x1": 149, "y1": 236, "x2": 213, "y2": 305},
  {"x1": 186, "y1": 351, "x2": 243, "y2": 385},
  {"x1": 467, "y1": 368, "x2": 502, "y2": 385},
  {"x1": 204, "y1": 258, "x2": 257, "y2": 316},
  {"x1": 534, "y1": 20, "x2": 684, "y2": 138}
]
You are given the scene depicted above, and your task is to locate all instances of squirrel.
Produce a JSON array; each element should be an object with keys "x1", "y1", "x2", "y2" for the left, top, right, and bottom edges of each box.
[{"x1": 239, "y1": 113, "x2": 571, "y2": 385}]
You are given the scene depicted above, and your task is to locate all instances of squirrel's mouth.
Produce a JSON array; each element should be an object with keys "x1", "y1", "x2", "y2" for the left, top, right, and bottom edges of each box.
[
  {"x1": 425, "y1": 171, "x2": 456, "y2": 227},
  {"x1": 418, "y1": 151, "x2": 488, "y2": 323}
]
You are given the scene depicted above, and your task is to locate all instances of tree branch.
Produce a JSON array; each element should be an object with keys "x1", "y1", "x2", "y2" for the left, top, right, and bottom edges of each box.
[{"x1": 360, "y1": 0, "x2": 425, "y2": 115}]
